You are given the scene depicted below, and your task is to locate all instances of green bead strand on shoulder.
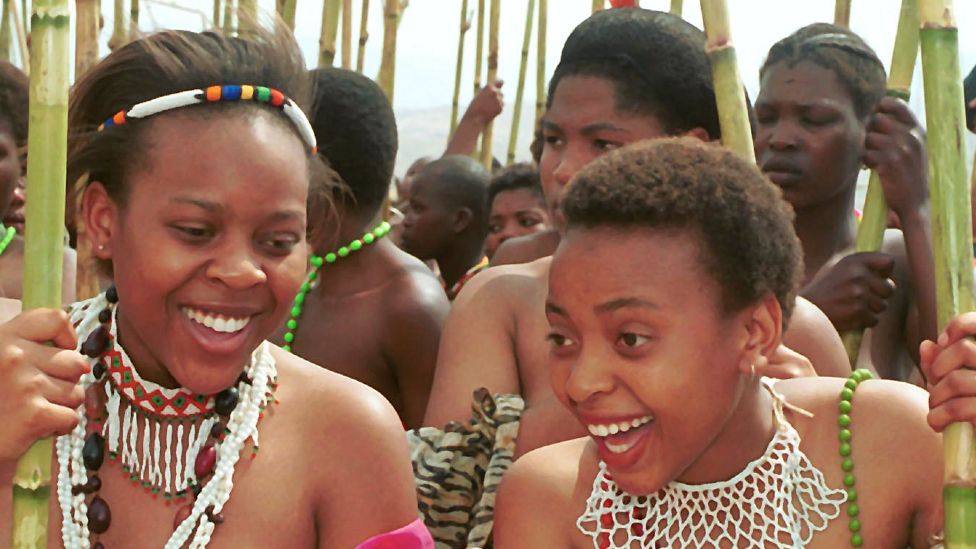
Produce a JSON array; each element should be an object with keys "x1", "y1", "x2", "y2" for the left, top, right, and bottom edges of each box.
[
  {"x1": 838, "y1": 368, "x2": 873, "y2": 547},
  {"x1": 0, "y1": 225, "x2": 16, "y2": 256},
  {"x1": 280, "y1": 221, "x2": 393, "y2": 353}
]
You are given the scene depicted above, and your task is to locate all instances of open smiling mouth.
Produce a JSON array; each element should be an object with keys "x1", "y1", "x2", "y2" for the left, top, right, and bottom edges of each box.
[
  {"x1": 587, "y1": 415, "x2": 654, "y2": 455},
  {"x1": 181, "y1": 307, "x2": 252, "y2": 334}
]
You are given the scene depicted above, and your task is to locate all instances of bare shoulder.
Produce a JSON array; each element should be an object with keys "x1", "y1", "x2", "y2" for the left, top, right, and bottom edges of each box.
[
  {"x1": 784, "y1": 297, "x2": 851, "y2": 377},
  {"x1": 453, "y1": 255, "x2": 551, "y2": 308},
  {"x1": 272, "y1": 345, "x2": 405, "y2": 444},
  {"x1": 491, "y1": 230, "x2": 560, "y2": 266},
  {"x1": 382, "y1": 248, "x2": 450, "y2": 319},
  {"x1": 495, "y1": 437, "x2": 591, "y2": 548}
]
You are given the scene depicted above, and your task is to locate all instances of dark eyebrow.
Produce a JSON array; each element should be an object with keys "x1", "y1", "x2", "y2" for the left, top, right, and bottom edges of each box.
[
  {"x1": 595, "y1": 297, "x2": 658, "y2": 314},
  {"x1": 267, "y1": 210, "x2": 305, "y2": 223},
  {"x1": 170, "y1": 197, "x2": 221, "y2": 213},
  {"x1": 580, "y1": 122, "x2": 630, "y2": 136},
  {"x1": 541, "y1": 120, "x2": 563, "y2": 133},
  {"x1": 545, "y1": 301, "x2": 569, "y2": 317}
]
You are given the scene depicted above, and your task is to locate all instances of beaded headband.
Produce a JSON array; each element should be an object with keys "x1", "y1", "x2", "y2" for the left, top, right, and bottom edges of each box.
[{"x1": 98, "y1": 84, "x2": 317, "y2": 153}]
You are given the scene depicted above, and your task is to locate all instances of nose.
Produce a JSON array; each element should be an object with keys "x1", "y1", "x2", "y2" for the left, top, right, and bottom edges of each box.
[
  {"x1": 205, "y1": 240, "x2": 267, "y2": 290},
  {"x1": 563, "y1": 346, "x2": 615, "y2": 405},
  {"x1": 764, "y1": 120, "x2": 799, "y2": 151},
  {"x1": 552, "y1": 147, "x2": 589, "y2": 188}
]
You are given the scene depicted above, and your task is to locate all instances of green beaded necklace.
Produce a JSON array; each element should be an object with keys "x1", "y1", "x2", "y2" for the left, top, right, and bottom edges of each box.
[
  {"x1": 281, "y1": 221, "x2": 392, "y2": 353},
  {"x1": 838, "y1": 367, "x2": 873, "y2": 547},
  {"x1": 0, "y1": 224, "x2": 15, "y2": 256}
]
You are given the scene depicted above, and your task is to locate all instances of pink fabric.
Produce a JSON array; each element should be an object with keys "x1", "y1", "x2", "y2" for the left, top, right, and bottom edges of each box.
[{"x1": 354, "y1": 518, "x2": 435, "y2": 549}]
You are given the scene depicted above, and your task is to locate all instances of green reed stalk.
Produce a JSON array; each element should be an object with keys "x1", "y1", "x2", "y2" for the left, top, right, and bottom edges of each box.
[
  {"x1": 840, "y1": 0, "x2": 919, "y2": 366},
  {"x1": 10, "y1": 1, "x2": 70, "y2": 546},
  {"x1": 341, "y1": 0, "x2": 352, "y2": 68},
  {"x1": 356, "y1": 0, "x2": 369, "y2": 72},
  {"x1": 479, "y1": 0, "x2": 499, "y2": 170},
  {"x1": 699, "y1": 0, "x2": 754, "y2": 162},
  {"x1": 535, "y1": 0, "x2": 546, "y2": 122},
  {"x1": 671, "y1": 0, "x2": 683, "y2": 16},
  {"x1": 507, "y1": 0, "x2": 534, "y2": 165},
  {"x1": 319, "y1": 0, "x2": 341, "y2": 67},
  {"x1": 835, "y1": 0, "x2": 852, "y2": 27},
  {"x1": 377, "y1": 0, "x2": 401, "y2": 102},
  {"x1": 450, "y1": 0, "x2": 471, "y2": 137}
]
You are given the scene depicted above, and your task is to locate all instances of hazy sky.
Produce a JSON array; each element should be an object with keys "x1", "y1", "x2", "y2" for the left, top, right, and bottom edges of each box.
[{"x1": 79, "y1": 0, "x2": 976, "y2": 173}]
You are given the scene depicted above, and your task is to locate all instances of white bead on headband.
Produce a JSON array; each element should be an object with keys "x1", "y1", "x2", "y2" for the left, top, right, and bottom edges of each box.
[{"x1": 98, "y1": 84, "x2": 317, "y2": 153}]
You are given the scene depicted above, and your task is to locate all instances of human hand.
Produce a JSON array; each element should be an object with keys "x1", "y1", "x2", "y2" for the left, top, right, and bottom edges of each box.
[
  {"x1": 465, "y1": 80, "x2": 504, "y2": 124},
  {"x1": 0, "y1": 309, "x2": 87, "y2": 464},
  {"x1": 920, "y1": 312, "x2": 976, "y2": 432},
  {"x1": 863, "y1": 97, "x2": 928, "y2": 218},
  {"x1": 758, "y1": 344, "x2": 817, "y2": 379},
  {"x1": 801, "y1": 252, "x2": 896, "y2": 332}
]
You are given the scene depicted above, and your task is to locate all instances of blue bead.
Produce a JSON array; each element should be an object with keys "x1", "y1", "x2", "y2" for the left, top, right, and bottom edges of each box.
[{"x1": 222, "y1": 85, "x2": 243, "y2": 101}]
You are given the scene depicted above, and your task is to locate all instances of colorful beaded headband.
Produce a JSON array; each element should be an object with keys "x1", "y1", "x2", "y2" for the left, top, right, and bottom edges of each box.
[{"x1": 98, "y1": 84, "x2": 317, "y2": 153}]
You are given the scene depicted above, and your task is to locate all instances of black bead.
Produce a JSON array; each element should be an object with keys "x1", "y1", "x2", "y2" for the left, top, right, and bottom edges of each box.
[
  {"x1": 81, "y1": 326, "x2": 110, "y2": 358},
  {"x1": 209, "y1": 422, "x2": 225, "y2": 440},
  {"x1": 98, "y1": 308, "x2": 112, "y2": 324},
  {"x1": 85, "y1": 475, "x2": 102, "y2": 494},
  {"x1": 83, "y1": 433, "x2": 105, "y2": 471},
  {"x1": 214, "y1": 388, "x2": 239, "y2": 416},
  {"x1": 87, "y1": 496, "x2": 111, "y2": 534},
  {"x1": 92, "y1": 361, "x2": 106, "y2": 380},
  {"x1": 93, "y1": 543, "x2": 105, "y2": 549},
  {"x1": 105, "y1": 286, "x2": 118, "y2": 304}
]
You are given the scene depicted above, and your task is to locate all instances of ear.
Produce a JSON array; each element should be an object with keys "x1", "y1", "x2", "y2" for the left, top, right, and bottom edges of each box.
[
  {"x1": 82, "y1": 182, "x2": 120, "y2": 261},
  {"x1": 452, "y1": 207, "x2": 474, "y2": 234},
  {"x1": 736, "y1": 293, "x2": 783, "y2": 376},
  {"x1": 681, "y1": 127, "x2": 711, "y2": 143}
]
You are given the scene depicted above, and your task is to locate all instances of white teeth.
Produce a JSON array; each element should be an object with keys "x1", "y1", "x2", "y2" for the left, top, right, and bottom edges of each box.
[
  {"x1": 182, "y1": 308, "x2": 251, "y2": 334},
  {"x1": 605, "y1": 438, "x2": 640, "y2": 455},
  {"x1": 587, "y1": 415, "x2": 654, "y2": 440}
]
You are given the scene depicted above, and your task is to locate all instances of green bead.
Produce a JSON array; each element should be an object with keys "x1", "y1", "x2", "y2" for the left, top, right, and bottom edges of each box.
[
  {"x1": 846, "y1": 488, "x2": 858, "y2": 502},
  {"x1": 308, "y1": 271, "x2": 319, "y2": 281},
  {"x1": 256, "y1": 86, "x2": 271, "y2": 102},
  {"x1": 381, "y1": 221, "x2": 391, "y2": 232},
  {"x1": 310, "y1": 256, "x2": 324, "y2": 267},
  {"x1": 839, "y1": 400, "x2": 852, "y2": 414},
  {"x1": 363, "y1": 233, "x2": 375, "y2": 244},
  {"x1": 851, "y1": 534, "x2": 863, "y2": 547},
  {"x1": 848, "y1": 519, "x2": 861, "y2": 533},
  {"x1": 844, "y1": 379, "x2": 857, "y2": 391},
  {"x1": 287, "y1": 319, "x2": 298, "y2": 330},
  {"x1": 338, "y1": 246, "x2": 350, "y2": 257},
  {"x1": 847, "y1": 503, "x2": 860, "y2": 517},
  {"x1": 291, "y1": 306, "x2": 302, "y2": 317},
  {"x1": 839, "y1": 429, "x2": 852, "y2": 442},
  {"x1": 841, "y1": 458, "x2": 854, "y2": 472},
  {"x1": 844, "y1": 474, "x2": 856, "y2": 487},
  {"x1": 282, "y1": 345, "x2": 291, "y2": 353},
  {"x1": 283, "y1": 332, "x2": 294, "y2": 343},
  {"x1": 350, "y1": 240, "x2": 363, "y2": 251},
  {"x1": 854, "y1": 368, "x2": 873, "y2": 382},
  {"x1": 838, "y1": 414, "x2": 851, "y2": 428},
  {"x1": 300, "y1": 282, "x2": 311, "y2": 293},
  {"x1": 840, "y1": 442, "x2": 852, "y2": 457},
  {"x1": 840, "y1": 388, "x2": 854, "y2": 401},
  {"x1": 294, "y1": 293, "x2": 305, "y2": 306},
  {"x1": 325, "y1": 253, "x2": 338, "y2": 263}
]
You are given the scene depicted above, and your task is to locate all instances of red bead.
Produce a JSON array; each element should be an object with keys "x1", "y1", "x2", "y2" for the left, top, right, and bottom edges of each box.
[
  {"x1": 194, "y1": 444, "x2": 216, "y2": 479},
  {"x1": 269, "y1": 89, "x2": 285, "y2": 107},
  {"x1": 600, "y1": 513, "x2": 613, "y2": 528},
  {"x1": 173, "y1": 504, "x2": 193, "y2": 530},
  {"x1": 85, "y1": 386, "x2": 106, "y2": 419},
  {"x1": 598, "y1": 532, "x2": 610, "y2": 549}
]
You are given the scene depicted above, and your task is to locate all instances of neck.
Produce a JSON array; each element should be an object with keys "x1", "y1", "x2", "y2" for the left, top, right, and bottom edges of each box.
[
  {"x1": 311, "y1": 211, "x2": 392, "y2": 296},
  {"x1": 436, "y1": 236, "x2": 485, "y2": 289},
  {"x1": 115, "y1": 308, "x2": 181, "y2": 389},
  {"x1": 676, "y1": 379, "x2": 775, "y2": 485},
  {"x1": 792, "y1": 188, "x2": 857, "y2": 282}
]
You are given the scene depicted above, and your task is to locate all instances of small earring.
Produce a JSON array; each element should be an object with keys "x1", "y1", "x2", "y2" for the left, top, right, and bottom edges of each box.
[
  {"x1": 97, "y1": 244, "x2": 106, "y2": 251},
  {"x1": 750, "y1": 363, "x2": 757, "y2": 376}
]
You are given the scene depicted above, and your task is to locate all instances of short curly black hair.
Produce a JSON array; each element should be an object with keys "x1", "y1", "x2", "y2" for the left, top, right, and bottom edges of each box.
[
  {"x1": 562, "y1": 138, "x2": 803, "y2": 324},
  {"x1": 549, "y1": 9, "x2": 721, "y2": 140},
  {"x1": 310, "y1": 67, "x2": 398, "y2": 217},
  {"x1": 760, "y1": 23, "x2": 886, "y2": 119},
  {"x1": 0, "y1": 62, "x2": 28, "y2": 144},
  {"x1": 488, "y1": 162, "x2": 544, "y2": 210}
]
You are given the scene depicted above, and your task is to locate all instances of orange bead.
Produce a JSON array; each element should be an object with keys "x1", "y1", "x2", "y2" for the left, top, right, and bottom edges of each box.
[
  {"x1": 269, "y1": 89, "x2": 285, "y2": 107},
  {"x1": 206, "y1": 86, "x2": 222, "y2": 102},
  {"x1": 112, "y1": 111, "x2": 126, "y2": 126}
]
